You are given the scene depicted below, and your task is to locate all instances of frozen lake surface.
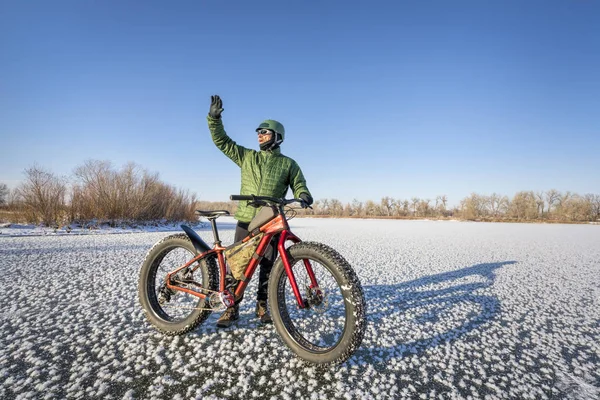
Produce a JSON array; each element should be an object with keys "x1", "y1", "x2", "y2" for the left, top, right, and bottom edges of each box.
[{"x1": 1, "y1": 218, "x2": 599, "y2": 399}]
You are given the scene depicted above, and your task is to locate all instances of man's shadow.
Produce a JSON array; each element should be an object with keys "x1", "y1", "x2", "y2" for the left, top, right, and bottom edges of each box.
[{"x1": 357, "y1": 261, "x2": 517, "y2": 363}]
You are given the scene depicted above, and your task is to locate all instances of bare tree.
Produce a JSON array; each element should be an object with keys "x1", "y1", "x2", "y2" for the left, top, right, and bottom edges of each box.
[
  {"x1": 411, "y1": 197, "x2": 419, "y2": 216},
  {"x1": 417, "y1": 199, "x2": 431, "y2": 217},
  {"x1": 487, "y1": 193, "x2": 502, "y2": 218},
  {"x1": 460, "y1": 193, "x2": 487, "y2": 220},
  {"x1": 329, "y1": 199, "x2": 344, "y2": 217},
  {"x1": 316, "y1": 199, "x2": 329, "y2": 216},
  {"x1": 73, "y1": 160, "x2": 117, "y2": 220},
  {"x1": 391, "y1": 198, "x2": 405, "y2": 216},
  {"x1": 72, "y1": 160, "x2": 197, "y2": 223},
  {"x1": 342, "y1": 203, "x2": 353, "y2": 217},
  {"x1": 402, "y1": 200, "x2": 410, "y2": 216},
  {"x1": 535, "y1": 191, "x2": 545, "y2": 219},
  {"x1": 0, "y1": 183, "x2": 8, "y2": 206},
  {"x1": 15, "y1": 165, "x2": 67, "y2": 226},
  {"x1": 561, "y1": 194, "x2": 591, "y2": 221},
  {"x1": 435, "y1": 195, "x2": 448, "y2": 217},
  {"x1": 552, "y1": 191, "x2": 573, "y2": 220},
  {"x1": 351, "y1": 199, "x2": 364, "y2": 217},
  {"x1": 380, "y1": 197, "x2": 393, "y2": 216},
  {"x1": 585, "y1": 193, "x2": 600, "y2": 221},
  {"x1": 440, "y1": 195, "x2": 448, "y2": 210},
  {"x1": 545, "y1": 189, "x2": 561, "y2": 218},
  {"x1": 365, "y1": 200, "x2": 379, "y2": 216},
  {"x1": 509, "y1": 191, "x2": 537, "y2": 220},
  {"x1": 486, "y1": 193, "x2": 509, "y2": 218}
]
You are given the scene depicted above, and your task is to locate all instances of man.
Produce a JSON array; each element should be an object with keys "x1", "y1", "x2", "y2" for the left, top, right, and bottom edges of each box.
[{"x1": 207, "y1": 95, "x2": 313, "y2": 328}]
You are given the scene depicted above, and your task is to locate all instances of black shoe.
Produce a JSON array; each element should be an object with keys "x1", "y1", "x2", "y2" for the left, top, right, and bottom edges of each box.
[
  {"x1": 255, "y1": 300, "x2": 272, "y2": 324},
  {"x1": 216, "y1": 304, "x2": 239, "y2": 328}
]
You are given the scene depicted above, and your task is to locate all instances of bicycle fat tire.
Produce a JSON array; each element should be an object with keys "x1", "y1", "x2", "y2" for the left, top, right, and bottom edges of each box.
[
  {"x1": 268, "y1": 241, "x2": 366, "y2": 365},
  {"x1": 138, "y1": 233, "x2": 218, "y2": 335}
]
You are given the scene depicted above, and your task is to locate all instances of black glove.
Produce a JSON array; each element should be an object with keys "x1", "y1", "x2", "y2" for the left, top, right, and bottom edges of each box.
[
  {"x1": 299, "y1": 193, "x2": 313, "y2": 208},
  {"x1": 209, "y1": 95, "x2": 224, "y2": 119}
]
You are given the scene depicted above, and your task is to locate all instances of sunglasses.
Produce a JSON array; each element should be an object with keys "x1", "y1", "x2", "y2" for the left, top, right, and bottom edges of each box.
[{"x1": 257, "y1": 129, "x2": 274, "y2": 136}]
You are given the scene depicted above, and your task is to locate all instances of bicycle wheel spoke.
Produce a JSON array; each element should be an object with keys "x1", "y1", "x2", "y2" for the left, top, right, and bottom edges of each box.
[
  {"x1": 152, "y1": 246, "x2": 204, "y2": 321},
  {"x1": 281, "y1": 258, "x2": 347, "y2": 351},
  {"x1": 140, "y1": 233, "x2": 218, "y2": 335}
]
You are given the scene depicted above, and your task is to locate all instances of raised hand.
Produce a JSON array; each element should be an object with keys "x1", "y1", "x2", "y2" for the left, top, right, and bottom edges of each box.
[{"x1": 209, "y1": 95, "x2": 224, "y2": 119}]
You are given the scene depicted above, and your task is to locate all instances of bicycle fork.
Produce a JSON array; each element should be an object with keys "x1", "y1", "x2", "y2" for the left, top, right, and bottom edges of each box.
[{"x1": 277, "y1": 231, "x2": 319, "y2": 309}]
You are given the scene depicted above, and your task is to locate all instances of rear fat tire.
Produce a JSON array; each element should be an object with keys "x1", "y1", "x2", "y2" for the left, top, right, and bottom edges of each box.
[
  {"x1": 268, "y1": 242, "x2": 367, "y2": 365},
  {"x1": 138, "y1": 233, "x2": 218, "y2": 335}
]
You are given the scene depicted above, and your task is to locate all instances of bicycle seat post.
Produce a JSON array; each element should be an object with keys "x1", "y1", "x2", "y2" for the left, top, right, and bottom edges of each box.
[{"x1": 207, "y1": 217, "x2": 222, "y2": 246}]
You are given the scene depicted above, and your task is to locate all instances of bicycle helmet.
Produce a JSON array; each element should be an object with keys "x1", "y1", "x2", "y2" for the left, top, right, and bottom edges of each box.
[{"x1": 256, "y1": 119, "x2": 285, "y2": 149}]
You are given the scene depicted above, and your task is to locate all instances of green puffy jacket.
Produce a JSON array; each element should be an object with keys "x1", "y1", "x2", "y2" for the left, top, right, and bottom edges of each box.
[{"x1": 208, "y1": 116, "x2": 312, "y2": 223}]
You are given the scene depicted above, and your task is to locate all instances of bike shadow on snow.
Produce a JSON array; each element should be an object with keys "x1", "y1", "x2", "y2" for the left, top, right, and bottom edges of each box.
[{"x1": 356, "y1": 261, "x2": 517, "y2": 364}]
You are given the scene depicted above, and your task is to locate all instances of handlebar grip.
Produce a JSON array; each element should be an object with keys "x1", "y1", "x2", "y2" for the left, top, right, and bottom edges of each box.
[{"x1": 230, "y1": 194, "x2": 254, "y2": 201}]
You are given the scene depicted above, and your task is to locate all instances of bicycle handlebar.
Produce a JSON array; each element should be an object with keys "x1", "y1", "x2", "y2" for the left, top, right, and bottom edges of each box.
[{"x1": 230, "y1": 194, "x2": 305, "y2": 207}]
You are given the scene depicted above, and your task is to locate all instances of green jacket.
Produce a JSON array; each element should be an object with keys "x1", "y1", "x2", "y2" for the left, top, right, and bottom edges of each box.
[{"x1": 208, "y1": 116, "x2": 312, "y2": 223}]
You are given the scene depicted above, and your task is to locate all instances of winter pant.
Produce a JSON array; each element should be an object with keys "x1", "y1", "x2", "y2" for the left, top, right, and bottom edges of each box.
[{"x1": 234, "y1": 221, "x2": 278, "y2": 302}]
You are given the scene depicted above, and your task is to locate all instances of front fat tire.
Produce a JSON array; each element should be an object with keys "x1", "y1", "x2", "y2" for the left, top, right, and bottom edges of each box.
[
  {"x1": 138, "y1": 233, "x2": 218, "y2": 335},
  {"x1": 268, "y1": 242, "x2": 367, "y2": 365}
]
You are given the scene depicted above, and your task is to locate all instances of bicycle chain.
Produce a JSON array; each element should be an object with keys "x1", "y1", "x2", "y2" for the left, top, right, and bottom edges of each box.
[{"x1": 161, "y1": 283, "x2": 232, "y2": 312}]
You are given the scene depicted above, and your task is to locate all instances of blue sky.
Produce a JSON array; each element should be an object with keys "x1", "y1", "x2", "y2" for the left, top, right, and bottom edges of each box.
[{"x1": 1, "y1": 1, "x2": 599, "y2": 206}]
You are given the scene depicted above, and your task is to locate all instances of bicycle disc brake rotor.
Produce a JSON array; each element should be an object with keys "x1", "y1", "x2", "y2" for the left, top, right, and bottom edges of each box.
[{"x1": 306, "y1": 286, "x2": 328, "y2": 314}]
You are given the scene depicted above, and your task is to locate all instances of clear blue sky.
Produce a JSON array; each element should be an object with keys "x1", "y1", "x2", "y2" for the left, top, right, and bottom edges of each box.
[{"x1": 2, "y1": 0, "x2": 599, "y2": 206}]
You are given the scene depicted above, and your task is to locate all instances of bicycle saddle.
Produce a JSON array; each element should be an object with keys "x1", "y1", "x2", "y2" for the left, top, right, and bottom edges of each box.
[{"x1": 195, "y1": 210, "x2": 230, "y2": 218}]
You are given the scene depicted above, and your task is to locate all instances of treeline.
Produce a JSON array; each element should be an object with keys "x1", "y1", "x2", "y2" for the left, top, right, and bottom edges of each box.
[
  {"x1": 2, "y1": 166, "x2": 599, "y2": 226},
  {"x1": 297, "y1": 192, "x2": 600, "y2": 222},
  {"x1": 193, "y1": 191, "x2": 600, "y2": 223},
  {"x1": 0, "y1": 161, "x2": 197, "y2": 227}
]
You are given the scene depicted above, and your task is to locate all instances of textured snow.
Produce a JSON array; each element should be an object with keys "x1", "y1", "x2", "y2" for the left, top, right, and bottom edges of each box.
[
  {"x1": 0, "y1": 221, "x2": 202, "y2": 237},
  {"x1": 1, "y1": 218, "x2": 599, "y2": 399}
]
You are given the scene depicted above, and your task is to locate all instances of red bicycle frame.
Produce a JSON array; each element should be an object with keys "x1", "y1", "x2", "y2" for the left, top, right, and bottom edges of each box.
[{"x1": 165, "y1": 213, "x2": 319, "y2": 309}]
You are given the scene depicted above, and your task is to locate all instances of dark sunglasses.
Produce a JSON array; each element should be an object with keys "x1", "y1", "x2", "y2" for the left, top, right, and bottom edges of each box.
[{"x1": 257, "y1": 129, "x2": 274, "y2": 136}]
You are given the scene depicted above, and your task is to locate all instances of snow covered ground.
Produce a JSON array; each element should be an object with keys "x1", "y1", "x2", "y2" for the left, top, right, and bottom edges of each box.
[{"x1": 1, "y1": 217, "x2": 599, "y2": 399}]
